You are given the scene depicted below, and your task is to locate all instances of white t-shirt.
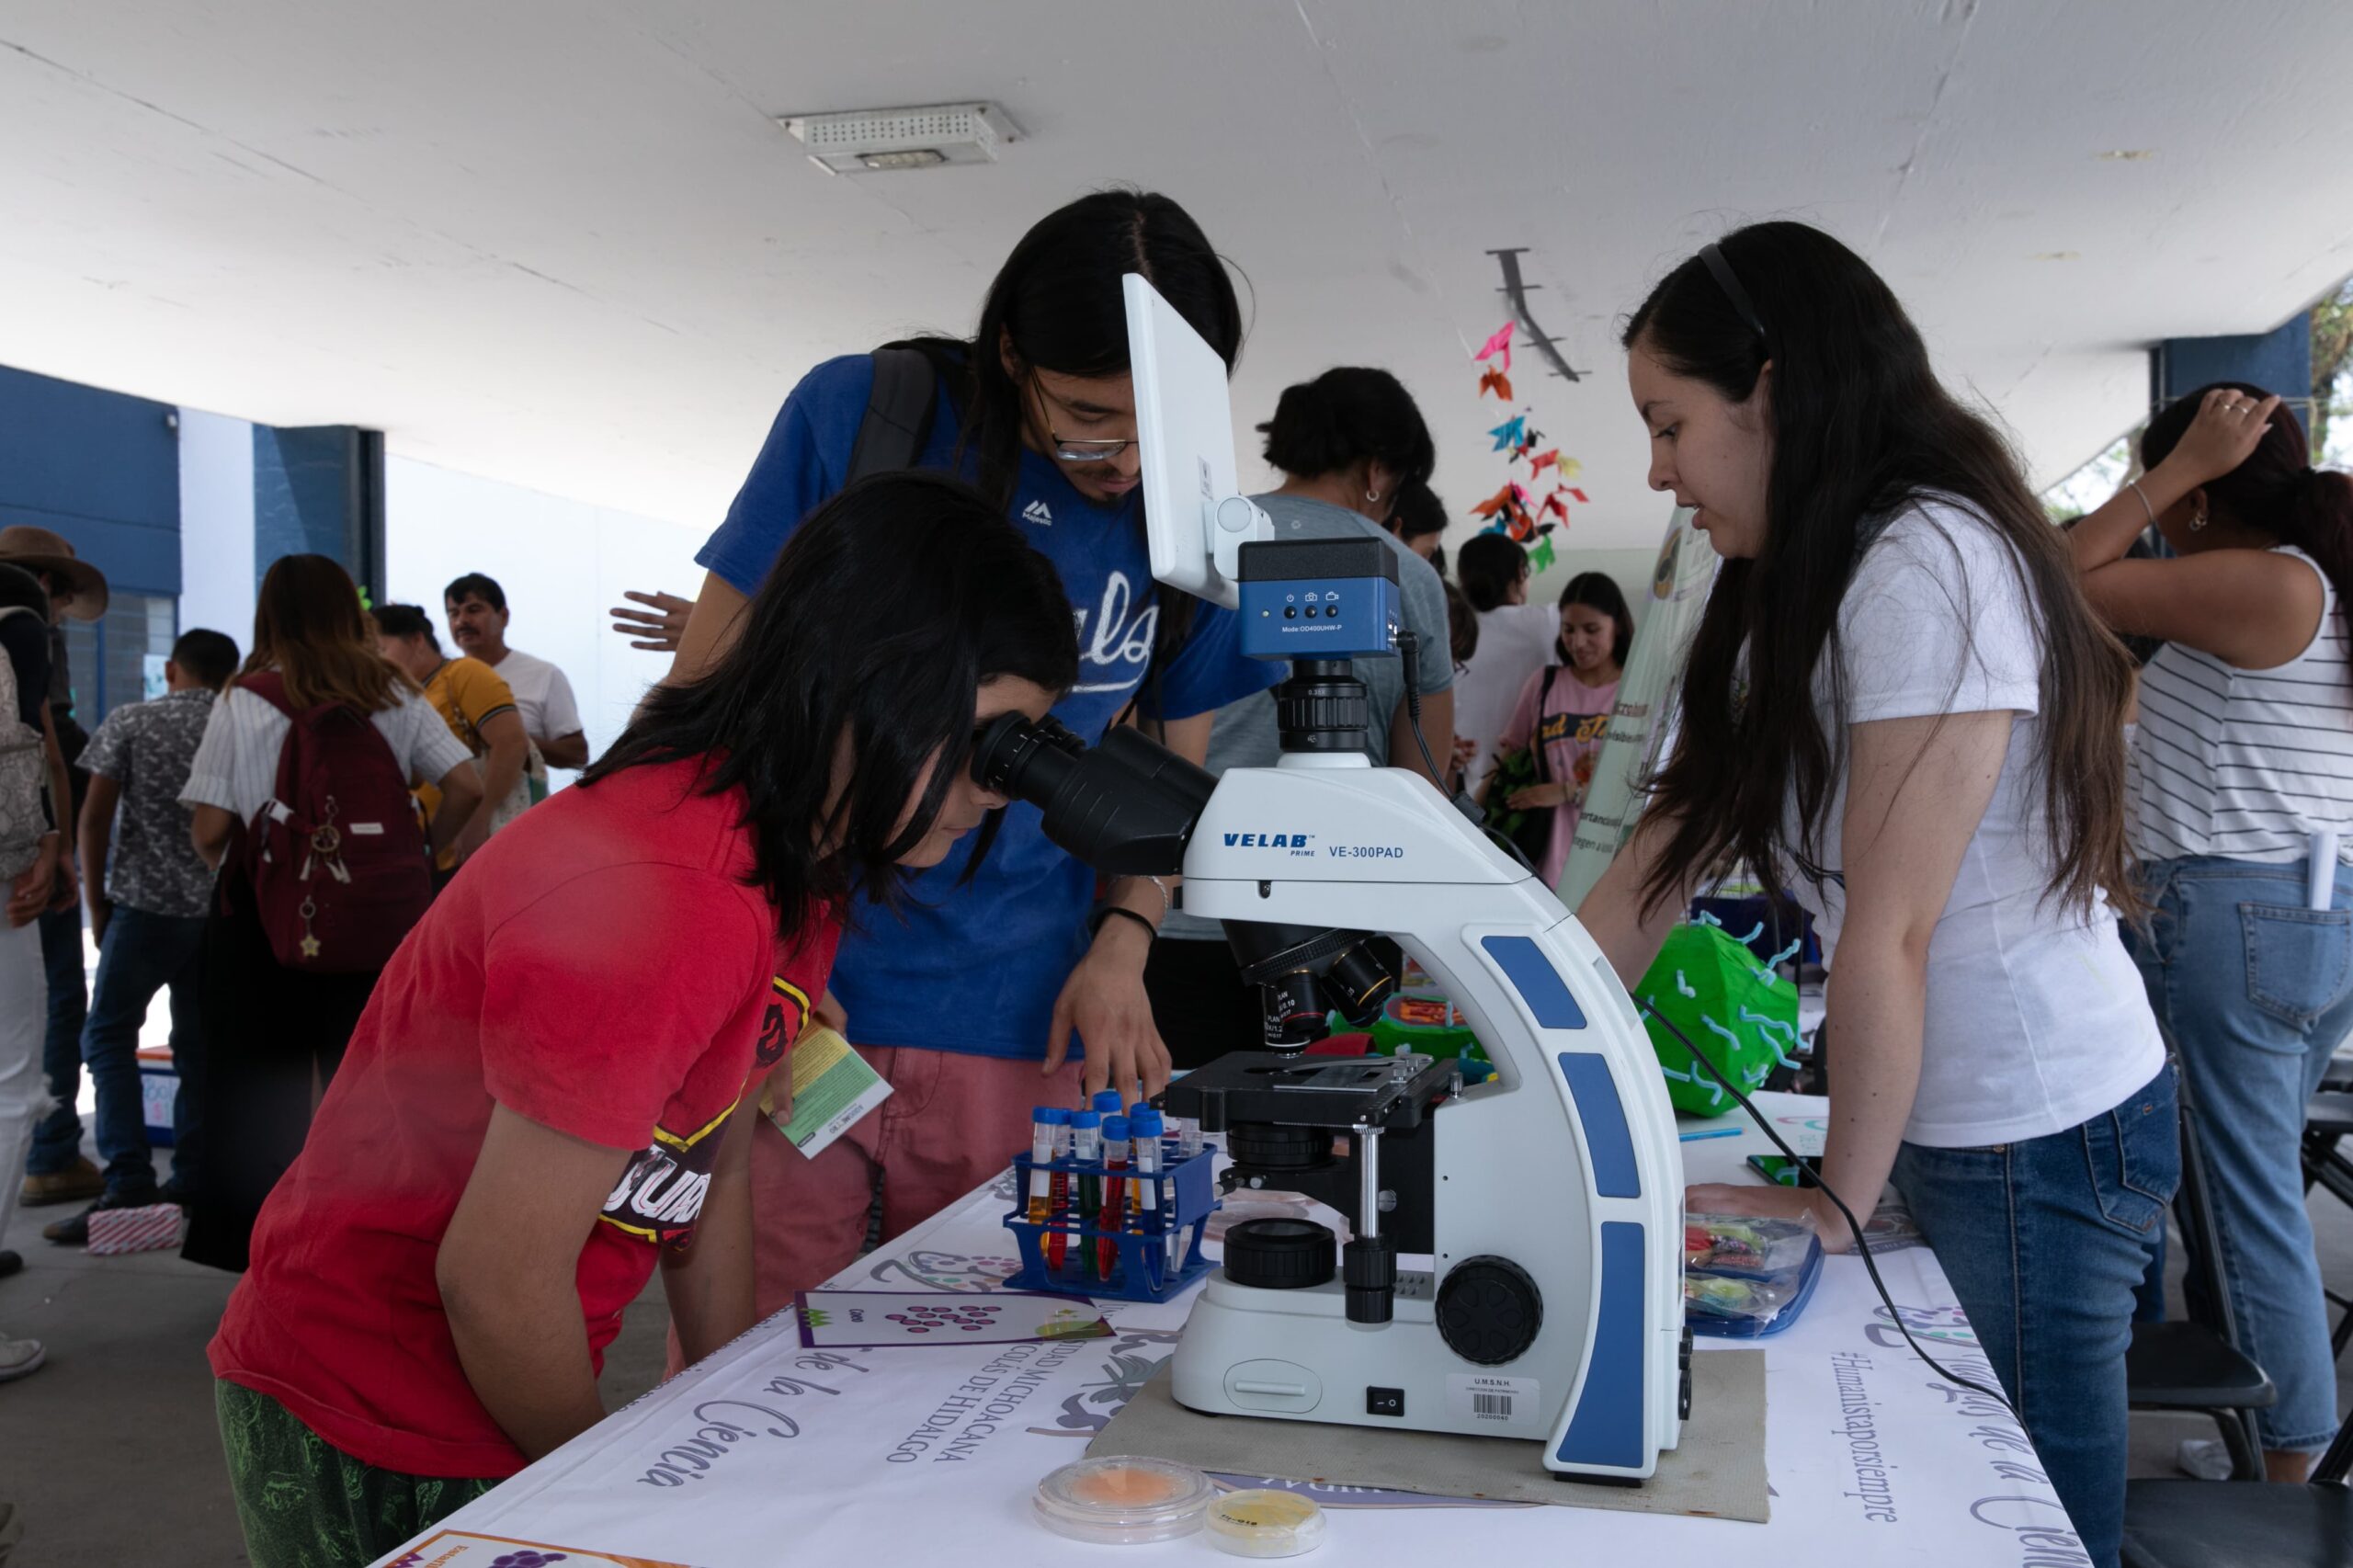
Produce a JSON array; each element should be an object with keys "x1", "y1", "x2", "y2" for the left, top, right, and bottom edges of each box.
[
  {"x1": 180, "y1": 685, "x2": 474, "y2": 826},
  {"x1": 1789, "y1": 499, "x2": 2163, "y2": 1148},
  {"x1": 1457, "y1": 602, "x2": 1560, "y2": 792},
  {"x1": 486, "y1": 647, "x2": 584, "y2": 750}
]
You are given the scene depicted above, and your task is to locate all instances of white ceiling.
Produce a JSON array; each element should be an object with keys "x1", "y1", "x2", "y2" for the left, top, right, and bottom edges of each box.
[{"x1": 3, "y1": 1, "x2": 2349, "y2": 553}]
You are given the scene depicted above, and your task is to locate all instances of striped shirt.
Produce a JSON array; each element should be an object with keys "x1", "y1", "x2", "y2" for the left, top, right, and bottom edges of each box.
[
  {"x1": 2131, "y1": 546, "x2": 2353, "y2": 866},
  {"x1": 181, "y1": 684, "x2": 472, "y2": 829}
]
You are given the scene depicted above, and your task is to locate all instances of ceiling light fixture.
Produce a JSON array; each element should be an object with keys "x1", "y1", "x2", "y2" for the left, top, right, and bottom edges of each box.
[{"x1": 781, "y1": 102, "x2": 1020, "y2": 175}]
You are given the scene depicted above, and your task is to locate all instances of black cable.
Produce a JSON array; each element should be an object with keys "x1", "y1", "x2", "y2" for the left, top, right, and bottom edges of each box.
[
  {"x1": 1394, "y1": 629, "x2": 1449, "y2": 790},
  {"x1": 1642, "y1": 999, "x2": 2022, "y2": 1420}
]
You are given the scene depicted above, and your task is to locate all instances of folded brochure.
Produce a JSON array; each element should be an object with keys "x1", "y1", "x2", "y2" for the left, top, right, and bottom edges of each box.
[
  {"x1": 795, "y1": 1290, "x2": 1112, "y2": 1349},
  {"x1": 759, "y1": 1026, "x2": 890, "y2": 1159}
]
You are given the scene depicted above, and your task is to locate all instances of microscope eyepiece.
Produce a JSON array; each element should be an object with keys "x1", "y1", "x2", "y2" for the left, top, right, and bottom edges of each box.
[
  {"x1": 969, "y1": 712, "x2": 1217, "y2": 878},
  {"x1": 972, "y1": 711, "x2": 1086, "y2": 802}
]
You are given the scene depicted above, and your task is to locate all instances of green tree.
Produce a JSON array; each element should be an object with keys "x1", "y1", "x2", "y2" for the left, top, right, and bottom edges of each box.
[{"x1": 2313, "y1": 278, "x2": 2353, "y2": 460}]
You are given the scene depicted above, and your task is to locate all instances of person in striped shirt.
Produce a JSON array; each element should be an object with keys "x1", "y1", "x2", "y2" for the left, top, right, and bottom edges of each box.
[{"x1": 2072, "y1": 382, "x2": 2353, "y2": 1482}]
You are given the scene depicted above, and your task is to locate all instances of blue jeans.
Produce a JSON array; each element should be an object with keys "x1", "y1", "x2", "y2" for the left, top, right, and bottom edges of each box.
[
  {"x1": 1894, "y1": 1064, "x2": 2179, "y2": 1568},
  {"x1": 2122, "y1": 855, "x2": 2353, "y2": 1453},
  {"x1": 27, "y1": 901, "x2": 88, "y2": 1175},
  {"x1": 81, "y1": 906, "x2": 208, "y2": 1197}
]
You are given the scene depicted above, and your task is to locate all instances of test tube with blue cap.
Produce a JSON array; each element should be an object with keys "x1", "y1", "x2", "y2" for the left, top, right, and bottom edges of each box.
[
  {"x1": 1071, "y1": 1111, "x2": 1104, "y2": 1278},
  {"x1": 1131, "y1": 1107, "x2": 1168, "y2": 1286},
  {"x1": 1026, "y1": 1108, "x2": 1057, "y2": 1224},
  {"x1": 1099, "y1": 1114, "x2": 1130, "y2": 1278},
  {"x1": 1042, "y1": 1108, "x2": 1073, "y2": 1270}
]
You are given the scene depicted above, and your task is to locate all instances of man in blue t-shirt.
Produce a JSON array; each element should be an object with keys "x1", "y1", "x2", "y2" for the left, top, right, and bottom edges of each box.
[{"x1": 629, "y1": 191, "x2": 1278, "y2": 1318}]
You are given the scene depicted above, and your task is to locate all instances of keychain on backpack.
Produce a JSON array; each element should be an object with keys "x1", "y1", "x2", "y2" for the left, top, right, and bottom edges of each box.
[
  {"x1": 297, "y1": 894, "x2": 322, "y2": 960},
  {"x1": 298, "y1": 800, "x2": 353, "y2": 889}
]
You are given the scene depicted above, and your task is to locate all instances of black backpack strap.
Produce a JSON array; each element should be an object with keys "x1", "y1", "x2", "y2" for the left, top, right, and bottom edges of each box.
[
  {"x1": 846, "y1": 347, "x2": 938, "y2": 483},
  {"x1": 1532, "y1": 665, "x2": 1560, "y2": 783}
]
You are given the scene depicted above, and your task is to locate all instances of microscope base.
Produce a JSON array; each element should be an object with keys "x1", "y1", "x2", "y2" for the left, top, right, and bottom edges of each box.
[{"x1": 1170, "y1": 1268, "x2": 1665, "y2": 1480}]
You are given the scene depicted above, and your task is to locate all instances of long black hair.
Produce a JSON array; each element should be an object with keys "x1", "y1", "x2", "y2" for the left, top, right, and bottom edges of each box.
[
  {"x1": 1389, "y1": 480, "x2": 1447, "y2": 547},
  {"x1": 1456, "y1": 532, "x2": 1529, "y2": 613},
  {"x1": 2143, "y1": 381, "x2": 2353, "y2": 686},
  {"x1": 1622, "y1": 221, "x2": 2135, "y2": 917},
  {"x1": 1558, "y1": 571, "x2": 1634, "y2": 669},
  {"x1": 1257, "y1": 367, "x2": 1436, "y2": 507},
  {"x1": 904, "y1": 188, "x2": 1243, "y2": 730},
  {"x1": 585, "y1": 473, "x2": 1078, "y2": 929}
]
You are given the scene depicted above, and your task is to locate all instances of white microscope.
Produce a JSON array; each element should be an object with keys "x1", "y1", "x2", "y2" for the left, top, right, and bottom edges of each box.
[{"x1": 969, "y1": 276, "x2": 1688, "y2": 1482}]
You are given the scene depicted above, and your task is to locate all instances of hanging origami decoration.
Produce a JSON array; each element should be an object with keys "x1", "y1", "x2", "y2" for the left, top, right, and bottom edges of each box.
[
  {"x1": 1463, "y1": 312, "x2": 1586, "y2": 545},
  {"x1": 1469, "y1": 482, "x2": 1528, "y2": 523},
  {"x1": 1475, "y1": 321, "x2": 1514, "y2": 377}
]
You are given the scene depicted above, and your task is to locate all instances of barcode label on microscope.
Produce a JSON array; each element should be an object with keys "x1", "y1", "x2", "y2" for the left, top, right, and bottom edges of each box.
[{"x1": 1447, "y1": 1373, "x2": 1540, "y2": 1426}]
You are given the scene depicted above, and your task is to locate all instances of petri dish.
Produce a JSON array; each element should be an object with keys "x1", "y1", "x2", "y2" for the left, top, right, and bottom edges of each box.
[
  {"x1": 1033, "y1": 1456, "x2": 1214, "y2": 1544},
  {"x1": 1206, "y1": 1488, "x2": 1328, "y2": 1558}
]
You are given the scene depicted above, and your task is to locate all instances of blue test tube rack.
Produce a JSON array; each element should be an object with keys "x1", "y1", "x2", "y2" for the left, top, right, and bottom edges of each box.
[{"x1": 1001, "y1": 1143, "x2": 1218, "y2": 1303}]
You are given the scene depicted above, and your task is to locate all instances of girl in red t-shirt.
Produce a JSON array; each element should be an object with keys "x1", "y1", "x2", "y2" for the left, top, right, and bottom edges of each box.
[
  {"x1": 209, "y1": 474, "x2": 1080, "y2": 1568},
  {"x1": 1496, "y1": 572, "x2": 1634, "y2": 888}
]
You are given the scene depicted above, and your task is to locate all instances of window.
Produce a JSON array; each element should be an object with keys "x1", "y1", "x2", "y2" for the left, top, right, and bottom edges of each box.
[{"x1": 59, "y1": 591, "x2": 176, "y2": 727}]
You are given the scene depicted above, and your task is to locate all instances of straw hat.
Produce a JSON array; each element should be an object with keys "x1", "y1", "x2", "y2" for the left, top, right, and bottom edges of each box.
[{"x1": 0, "y1": 525, "x2": 108, "y2": 620}]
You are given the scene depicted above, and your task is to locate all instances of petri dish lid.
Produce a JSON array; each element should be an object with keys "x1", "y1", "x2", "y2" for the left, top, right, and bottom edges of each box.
[
  {"x1": 1206, "y1": 1488, "x2": 1328, "y2": 1557},
  {"x1": 1033, "y1": 1456, "x2": 1214, "y2": 1545}
]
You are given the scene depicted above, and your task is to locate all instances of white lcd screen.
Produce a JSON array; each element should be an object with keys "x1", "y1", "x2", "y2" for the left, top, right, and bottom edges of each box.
[{"x1": 1123, "y1": 271, "x2": 1246, "y2": 609}]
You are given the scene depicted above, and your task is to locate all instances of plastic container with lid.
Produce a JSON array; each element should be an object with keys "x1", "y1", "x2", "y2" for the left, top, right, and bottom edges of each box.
[
  {"x1": 1032, "y1": 1457, "x2": 1214, "y2": 1544},
  {"x1": 1206, "y1": 1488, "x2": 1327, "y2": 1557}
]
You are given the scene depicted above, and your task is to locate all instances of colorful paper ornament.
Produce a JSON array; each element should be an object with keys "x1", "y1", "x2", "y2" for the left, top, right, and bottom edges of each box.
[
  {"x1": 1477, "y1": 367, "x2": 1513, "y2": 401},
  {"x1": 1469, "y1": 483, "x2": 1522, "y2": 522},
  {"x1": 1486, "y1": 415, "x2": 1527, "y2": 452},
  {"x1": 1528, "y1": 535, "x2": 1557, "y2": 574},
  {"x1": 1475, "y1": 322, "x2": 1514, "y2": 376}
]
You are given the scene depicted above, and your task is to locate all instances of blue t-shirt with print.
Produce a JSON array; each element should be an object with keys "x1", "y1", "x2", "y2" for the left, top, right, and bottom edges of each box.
[{"x1": 697, "y1": 353, "x2": 1280, "y2": 1061}]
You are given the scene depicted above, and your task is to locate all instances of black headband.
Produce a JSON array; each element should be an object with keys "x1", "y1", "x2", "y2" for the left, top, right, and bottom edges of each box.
[{"x1": 1700, "y1": 243, "x2": 1768, "y2": 346}]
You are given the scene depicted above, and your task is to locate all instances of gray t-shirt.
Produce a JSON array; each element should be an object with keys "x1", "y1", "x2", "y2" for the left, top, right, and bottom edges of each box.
[{"x1": 1165, "y1": 493, "x2": 1453, "y2": 941}]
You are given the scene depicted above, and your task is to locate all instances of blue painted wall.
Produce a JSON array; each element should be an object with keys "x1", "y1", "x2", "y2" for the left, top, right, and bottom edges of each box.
[
  {"x1": 2157, "y1": 312, "x2": 2314, "y2": 414},
  {"x1": 252, "y1": 425, "x2": 383, "y2": 597},
  {"x1": 0, "y1": 362, "x2": 180, "y2": 596}
]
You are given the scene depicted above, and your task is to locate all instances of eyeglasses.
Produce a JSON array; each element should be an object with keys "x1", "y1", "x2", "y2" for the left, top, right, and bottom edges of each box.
[{"x1": 1029, "y1": 375, "x2": 1134, "y2": 464}]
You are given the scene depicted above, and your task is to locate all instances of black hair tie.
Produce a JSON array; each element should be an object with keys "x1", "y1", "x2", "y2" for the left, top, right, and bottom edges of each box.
[{"x1": 1700, "y1": 243, "x2": 1769, "y2": 347}]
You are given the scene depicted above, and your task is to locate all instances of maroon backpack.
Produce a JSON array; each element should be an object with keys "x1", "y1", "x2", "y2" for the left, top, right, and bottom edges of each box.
[{"x1": 236, "y1": 671, "x2": 434, "y2": 972}]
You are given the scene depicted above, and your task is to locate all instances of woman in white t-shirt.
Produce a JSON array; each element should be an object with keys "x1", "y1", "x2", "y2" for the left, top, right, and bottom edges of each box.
[
  {"x1": 1578, "y1": 222, "x2": 2166, "y2": 1568},
  {"x1": 2071, "y1": 384, "x2": 2353, "y2": 1482},
  {"x1": 178, "y1": 552, "x2": 482, "y2": 1272},
  {"x1": 1450, "y1": 531, "x2": 1559, "y2": 793}
]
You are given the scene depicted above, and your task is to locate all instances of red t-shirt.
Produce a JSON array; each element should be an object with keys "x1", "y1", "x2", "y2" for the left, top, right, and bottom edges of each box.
[{"x1": 209, "y1": 756, "x2": 839, "y2": 1479}]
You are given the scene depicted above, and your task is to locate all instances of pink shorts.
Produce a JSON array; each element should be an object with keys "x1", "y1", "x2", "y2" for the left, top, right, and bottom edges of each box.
[
  {"x1": 749, "y1": 1043, "x2": 1089, "y2": 1312},
  {"x1": 667, "y1": 1045, "x2": 1086, "y2": 1372}
]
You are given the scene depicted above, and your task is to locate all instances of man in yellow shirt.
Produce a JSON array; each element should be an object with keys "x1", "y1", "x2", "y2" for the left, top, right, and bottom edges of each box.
[{"x1": 371, "y1": 604, "x2": 529, "y2": 877}]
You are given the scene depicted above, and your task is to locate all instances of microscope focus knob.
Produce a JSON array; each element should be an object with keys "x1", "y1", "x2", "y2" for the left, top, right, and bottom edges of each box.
[
  {"x1": 1436, "y1": 1256, "x2": 1543, "y2": 1367},
  {"x1": 1222, "y1": 1218, "x2": 1338, "y2": 1290}
]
